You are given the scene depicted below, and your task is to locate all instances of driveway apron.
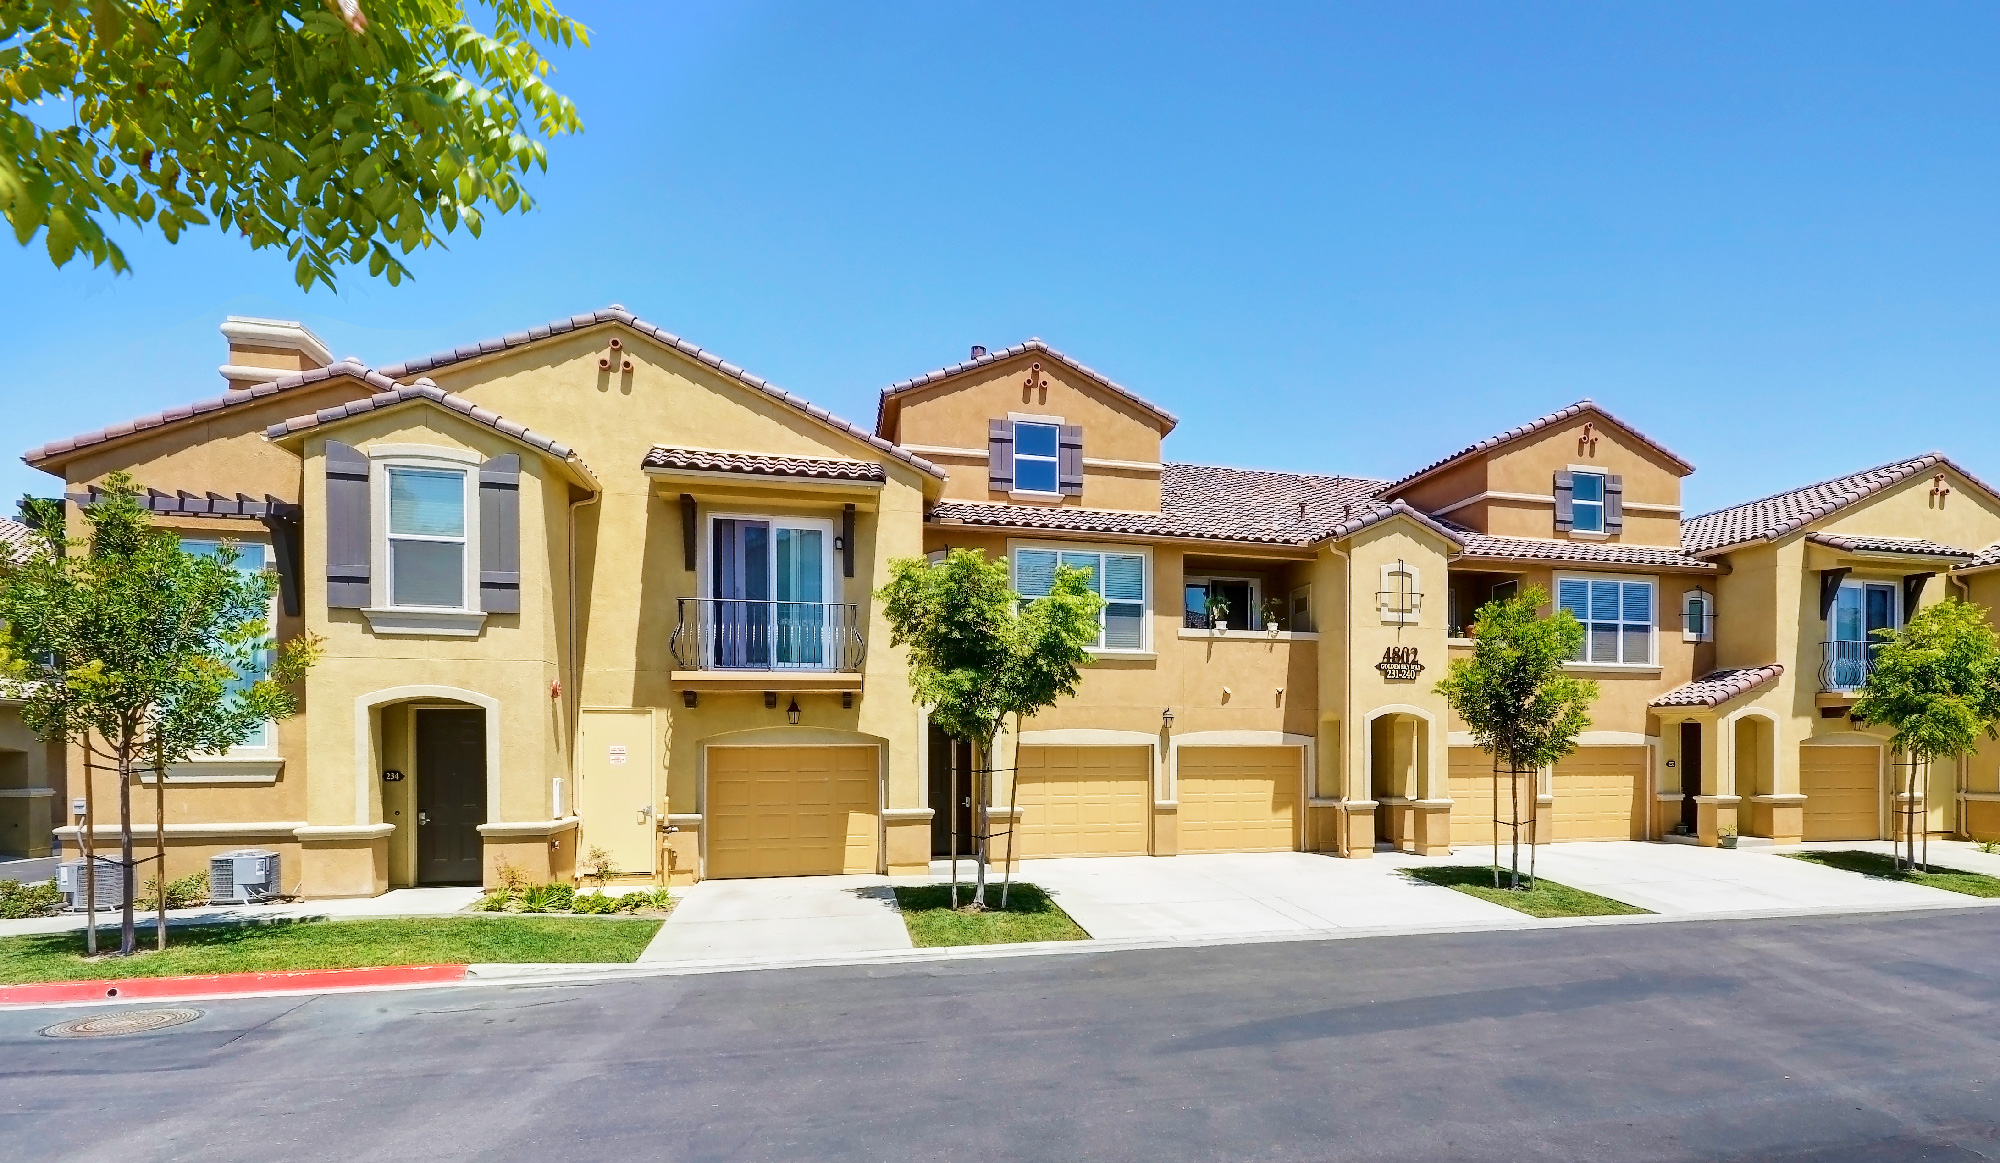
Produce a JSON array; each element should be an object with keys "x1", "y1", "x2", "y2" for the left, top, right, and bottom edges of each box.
[{"x1": 641, "y1": 875, "x2": 912, "y2": 963}]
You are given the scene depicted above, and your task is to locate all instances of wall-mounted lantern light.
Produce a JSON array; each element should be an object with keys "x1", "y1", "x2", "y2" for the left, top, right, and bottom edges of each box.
[
  {"x1": 787, "y1": 698, "x2": 801, "y2": 726},
  {"x1": 1162, "y1": 708, "x2": 1175, "y2": 730}
]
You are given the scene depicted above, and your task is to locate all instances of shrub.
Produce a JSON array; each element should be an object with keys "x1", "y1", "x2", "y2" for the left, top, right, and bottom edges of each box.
[
  {"x1": 472, "y1": 889, "x2": 514, "y2": 912},
  {"x1": 0, "y1": 879, "x2": 62, "y2": 919},
  {"x1": 582, "y1": 846, "x2": 621, "y2": 889},
  {"x1": 142, "y1": 871, "x2": 211, "y2": 910},
  {"x1": 1979, "y1": 840, "x2": 2000, "y2": 856},
  {"x1": 545, "y1": 882, "x2": 576, "y2": 910},
  {"x1": 613, "y1": 892, "x2": 650, "y2": 913},
  {"x1": 491, "y1": 855, "x2": 530, "y2": 894},
  {"x1": 519, "y1": 883, "x2": 557, "y2": 913},
  {"x1": 570, "y1": 891, "x2": 616, "y2": 914}
]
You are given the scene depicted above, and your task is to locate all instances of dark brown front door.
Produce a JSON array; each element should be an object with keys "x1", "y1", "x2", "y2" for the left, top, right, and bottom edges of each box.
[
  {"x1": 1679, "y1": 722, "x2": 1701, "y2": 835},
  {"x1": 417, "y1": 709, "x2": 487, "y2": 885},
  {"x1": 927, "y1": 723, "x2": 975, "y2": 859}
]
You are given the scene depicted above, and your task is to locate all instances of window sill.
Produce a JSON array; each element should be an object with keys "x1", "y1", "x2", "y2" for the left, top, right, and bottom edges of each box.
[
  {"x1": 141, "y1": 756, "x2": 284, "y2": 785},
  {"x1": 1176, "y1": 628, "x2": 1319, "y2": 642},
  {"x1": 1006, "y1": 490, "x2": 1066, "y2": 503},
  {"x1": 1086, "y1": 649, "x2": 1157, "y2": 661},
  {"x1": 362, "y1": 607, "x2": 487, "y2": 637},
  {"x1": 1566, "y1": 530, "x2": 1610, "y2": 541},
  {"x1": 1562, "y1": 662, "x2": 1661, "y2": 675},
  {"x1": 1447, "y1": 637, "x2": 1475, "y2": 647}
]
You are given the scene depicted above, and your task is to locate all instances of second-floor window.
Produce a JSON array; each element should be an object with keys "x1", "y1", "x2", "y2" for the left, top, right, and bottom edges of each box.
[
  {"x1": 387, "y1": 466, "x2": 469, "y2": 609},
  {"x1": 182, "y1": 538, "x2": 274, "y2": 751},
  {"x1": 1014, "y1": 421, "x2": 1061, "y2": 494},
  {"x1": 1557, "y1": 575, "x2": 1653, "y2": 665},
  {"x1": 1015, "y1": 546, "x2": 1147, "y2": 651},
  {"x1": 1571, "y1": 471, "x2": 1606, "y2": 533}
]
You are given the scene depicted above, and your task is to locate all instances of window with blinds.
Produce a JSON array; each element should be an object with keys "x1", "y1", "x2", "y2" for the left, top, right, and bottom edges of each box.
[
  {"x1": 1014, "y1": 546, "x2": 1148, "y2": 650},
  {"x1": 1556, "y1": 575, "x2": 1653, "y2": 665}
]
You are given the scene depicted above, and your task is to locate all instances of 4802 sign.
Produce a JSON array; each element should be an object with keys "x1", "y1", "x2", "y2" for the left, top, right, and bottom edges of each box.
[{"x1": 1376, "y1": 646, "x2": 1423, "y2": 681}]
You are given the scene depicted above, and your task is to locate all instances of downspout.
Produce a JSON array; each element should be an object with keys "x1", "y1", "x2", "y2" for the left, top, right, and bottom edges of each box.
[
  {"x1": 1325, "y1": 542, "x2": 1354, "y2": 858},
  {"x1": 565, "y1": 476, "x2": 602, "y2": 828}
]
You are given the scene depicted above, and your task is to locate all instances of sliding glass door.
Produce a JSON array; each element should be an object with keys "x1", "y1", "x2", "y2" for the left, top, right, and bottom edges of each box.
[{"x1": 710, "y1": 517, "x2": 831, "y2": 668}]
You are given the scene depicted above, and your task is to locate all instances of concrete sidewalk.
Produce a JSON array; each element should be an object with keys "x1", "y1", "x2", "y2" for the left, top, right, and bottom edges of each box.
[{"x1": 0, "y1": 886, "x2": 485, "y2": 939}]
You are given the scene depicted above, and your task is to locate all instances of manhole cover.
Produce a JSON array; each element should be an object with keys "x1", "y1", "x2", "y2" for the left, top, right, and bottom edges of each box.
[{"x1": 40, "y1": 1007, "x2": 203, "y2": 1039}]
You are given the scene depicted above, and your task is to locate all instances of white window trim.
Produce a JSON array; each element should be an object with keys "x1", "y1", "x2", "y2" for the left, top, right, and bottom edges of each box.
[
  {"x1": 1007, "y1": 412, "x2": 1065, "y2": 499},
  {"x1": 1185, "y1": 575, "x2": 1262, "y2": 631},
  {"x1": 1006, "y1": 538, "x2": 1152, "y2": 655},
  {"x1": 1555, "y1": 571, "x2": 1657, "y2": 669},
  {"x1": 696, "y1": 510, "x2": 841, "y2": 604},
  {"x1": 1567, "y1": 467, "x2": 1608, "y2": 536},
  {"x1": 176, "y1": 534, "x2": 282, "y2": 762},
  {"x1": 362, "y1": 446, "x2": 486, "y2": 637},
  {"x1": 1377, "y1": 560, "x2": 1422, "y2": 625}
]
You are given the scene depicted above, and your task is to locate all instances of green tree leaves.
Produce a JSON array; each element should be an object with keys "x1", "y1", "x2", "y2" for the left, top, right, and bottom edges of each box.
[
  {"x1": 1434, "y1": 584, "x2": 1597, "y2": 777},
  {"x1": 1, "y1": 0, "x2": 587, "y2": 290},
  {"x1": 1852, "y1": 598, "x2": 2000, "y2": 764}
]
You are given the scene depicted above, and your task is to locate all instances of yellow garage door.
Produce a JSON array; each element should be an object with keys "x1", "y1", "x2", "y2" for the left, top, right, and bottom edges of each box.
[
  {"x1": 1801, "y1": 746, "x2": 1880, "y2": 841},
  {"x1": 1178, "y1": 747, "x2": 1300, "y2": 853},
  {"x1": 1552, "y1": 747, "x2": 1648, "y2": 841},
  {"x1": 1449, "y1": 747, "x2": 1535, "y2": 847},
  {"x1": 706, "y1": 746, "x2": 878, "y2": 879},
  {"x1": 1014, "y1": 746, "x2": 1150, "y2": 858}
]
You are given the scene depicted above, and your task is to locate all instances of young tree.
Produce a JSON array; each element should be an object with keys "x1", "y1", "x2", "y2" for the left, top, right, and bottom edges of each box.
[
  {"x1": 1434, "y1": 585, "x2": 1596, "y2": 889},
  {"x1": 877, "y1": 549, "x2": 1102, "y2": 909},
  {"x1": 3, "y1": 0, "x2": 587, "y2": 290},
  {"x1": 0, "y1": 473, "x2": 319, "y2": 956},
  {"x1": 1851, "y1": 598, "x2": 2000, "y2": 871}
]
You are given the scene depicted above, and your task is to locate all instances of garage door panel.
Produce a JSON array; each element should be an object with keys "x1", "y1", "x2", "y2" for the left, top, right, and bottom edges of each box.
[
  {"x1": 707, "y1": 746, "x2": 879, "y2": 879},
  {"x1": 1802, "y1": 746, "x2": 1879, "y2": 841},
  {"x1": 1450, "y1": 747, "x2": 1535, "y2": 847},
  {"x1": 1179, "y1": 746, "x2": 1300, "y2": 853},
  {"x1": 1015, "y1": 746, "x2": 1150, "y2": 858},
  {"x1": 1552, "y1": 747, "x2": 1648, "y2": 841}
]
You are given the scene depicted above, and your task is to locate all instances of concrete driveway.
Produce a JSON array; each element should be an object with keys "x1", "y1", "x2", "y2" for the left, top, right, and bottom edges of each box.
[
  {"x1": 1417, "y1": 840, "x2": 1990, "y2": 916},
  {"x1": 1011, "y1": 851, "x2": 1525, "y2": 941},
  {"x1": 642, "y1": 875, "x2": 911, "y2": 963}
]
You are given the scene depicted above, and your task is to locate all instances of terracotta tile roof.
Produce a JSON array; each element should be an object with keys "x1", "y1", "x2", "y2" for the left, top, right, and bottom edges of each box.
[
  {"x1": 926, "y1": 465, "x2": 1459, "y2": 548},
  {"x1": 1446, "y1": 525, "x2": 1718, "y2": 572},
  {"x1": 1680, "y1": 453, "x2": 2000, "y2": 556},
  {"x1": 641, "y1": 446, "x2": 886, "y2": 483},
  {"x1": 876, "y1": 339, "x2": 1179, "y2": 436},
  {"x1": 265, "y1": 380, "x2": 596, "y2": 482},
  {"x1": 1955, "y1": 543, "x2": 2000, "y2": 573},
  {"x1": 1803, "y1": 532, "x2": 1974, "y2": 559},
  {"x1": 23, "y1": 359, "x2": 394, "y2": 468},
  {"x1": 1650, "y1": 665, "x2": 1784, "y2": 708},
  {"x1": 0, "y1": 517, "x2": 39, "y2": 566},
  {"x1": 379, "y1": 306, "x2": 945, "y2": 481},
  {"x1": 1384, "y1": 400, "x2": 1696, "y2": 495}
]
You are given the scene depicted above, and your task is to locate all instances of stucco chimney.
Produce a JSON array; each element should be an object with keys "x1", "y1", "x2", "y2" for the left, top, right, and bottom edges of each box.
[{"x1": 219, "y1": 316, "x2": 333, "y2": 390}]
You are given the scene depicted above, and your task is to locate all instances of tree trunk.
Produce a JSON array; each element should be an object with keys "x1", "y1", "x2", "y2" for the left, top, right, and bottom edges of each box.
[
  {"x1": 972, "y1": 741, "x2": 990, "y2": 910},
  {"x1": 1508, "y1": 759, "x2": 1522, "y2": 891},
  {"x1": 1000, "y1": 714, "x2": 1022, "y2": 910},
  {"x1": 948, "y1": 735, "x2": 960, "y2": 908},
  {"x1": 82, "y1": 746, "x2": 97, "y2": 957},
  {"x1": 117, "y1": 738, "x2": 136, "y2": 957},
  {"x1": 154, "y1": 750, "x2": 168, "y2": 952}
]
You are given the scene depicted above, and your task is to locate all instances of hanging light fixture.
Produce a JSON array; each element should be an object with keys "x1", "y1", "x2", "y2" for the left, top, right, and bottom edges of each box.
[
  {"x1": 786, "y1": 697, "x2": 801, "y2": 726},
  {"x1": 1162, "y1": 707, "x2": 1175, "y2": 729}
]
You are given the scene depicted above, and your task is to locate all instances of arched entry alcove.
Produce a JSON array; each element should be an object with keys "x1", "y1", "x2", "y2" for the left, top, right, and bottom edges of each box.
[
  {"x1": 356, "y1": 686, "x2": 501, "y2": 887},
  {"x1": 1365, "y1": 705, "x2": 1435, "y2": 851}
]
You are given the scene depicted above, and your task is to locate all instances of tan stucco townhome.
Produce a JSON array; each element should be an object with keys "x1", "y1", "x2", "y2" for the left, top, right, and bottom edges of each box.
[{"x1": 19, "y1": 308, "x2": 2000, "y2": 896}]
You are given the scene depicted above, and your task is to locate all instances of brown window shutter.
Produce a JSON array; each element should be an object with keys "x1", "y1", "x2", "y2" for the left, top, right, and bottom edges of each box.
[
  {"x1": 1603, "y1": 474, "x2": 1624, "y2": 533},
  {"x1": 1553, "y1": 471, "x2": 1575, "y2": 531},
  {"x1": 987, "y1": 418, "x2": 1014, "y2": 491},
  {"x1": 478, "y1": 454, "x2": 522, "y2": 613},
  {"x1": 324, "y1": 440, "x2": 371, "y2": 609},
  {"x1": 1058, "y1": 425, "x2": 1084, "y2": 497}
]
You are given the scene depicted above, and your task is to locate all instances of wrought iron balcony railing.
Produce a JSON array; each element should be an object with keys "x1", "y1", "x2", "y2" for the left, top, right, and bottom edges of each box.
[
  {"x1": 1820, "y1": 639, "x2": 1872, "y2": 692},
  {"x1": 671, "y1": 598, "x2": 865, "y2": 672}
]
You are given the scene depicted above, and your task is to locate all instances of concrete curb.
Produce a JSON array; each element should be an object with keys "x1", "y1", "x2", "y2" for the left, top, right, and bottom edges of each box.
[{"x1": 0, "y1": 963, "x2": 467, "y2": 1008}]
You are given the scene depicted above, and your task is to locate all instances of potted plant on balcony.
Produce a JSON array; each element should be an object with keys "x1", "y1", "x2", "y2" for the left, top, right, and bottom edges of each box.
[
  {"x1": 1262, "y1": 597, "x2": 1284, "y2": 635},
  {"x1": 1205, "y1": 593, "x2": 1231, "y2": 632}
]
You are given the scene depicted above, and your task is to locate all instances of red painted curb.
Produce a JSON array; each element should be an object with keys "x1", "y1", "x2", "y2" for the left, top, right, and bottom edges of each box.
[{"x1": 0, "y1": 963, "x2": 468, "y2": 1007}]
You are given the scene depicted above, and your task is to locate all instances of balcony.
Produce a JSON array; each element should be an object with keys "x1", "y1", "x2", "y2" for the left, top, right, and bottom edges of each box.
[
  {"x1": 671, "y1": 598, "x2": 865, "y2": 677},
  {"x1": 1819, "y1": 640, "x2": 1872, "y2": 693}
]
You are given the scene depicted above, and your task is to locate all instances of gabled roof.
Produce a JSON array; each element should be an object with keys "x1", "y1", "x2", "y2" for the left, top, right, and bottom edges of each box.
[
  {"x1": 641, "y1": 446, "x2": 886, "y2": 483},
  {"x1": 1650, "y1": 665, "x2": 1784, "y2": 709},
  {"x1": 265, "y1": 380, "x2": 599, "y2": 487},
  {"x1": 24, "y1": 359, "x2": 393, "y2": 469},
  {"x1": 876, "y1": 339, "x2": 1179, "y2": 438},
  {"x1": 380, "y1": 306, "x2": 945, "y2": 481},
  {"x1": 1681, "y1": 453, "x2": 2000, "y2": 556},
  {"x1": 1383, "y1": 399, "x2": 1696, "y2": 496}
]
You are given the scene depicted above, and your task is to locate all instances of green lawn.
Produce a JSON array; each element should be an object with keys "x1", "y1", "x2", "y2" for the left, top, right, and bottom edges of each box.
[
  {"x1": 1786, "y1": 850, "x2": 2000, "y2": 898},
  {"x1": 894, "y1": 883, "x2": 1090, "y2": 947},
  {"x1": 0, "y1": 916, "x2": 662, "y2": 985},
  {"x1": 1403, "y1": 865, "x2": 1652, "y2": 918}
]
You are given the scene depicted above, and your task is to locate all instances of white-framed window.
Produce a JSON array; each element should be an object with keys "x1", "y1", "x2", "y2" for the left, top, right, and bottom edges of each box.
[
  {"x1": 1184, "y1": 576, "x2": 1258, "y2": 630},
  {"x1": 1571, "y1": 471, "x2": 1606, "y2": 534},
  {"x1": 1556, "y1": 574, "x2": 1654, "y2": 665},
  {"x1": 1013, "y1": 543, "x2": 1148, "y2": 651},
  {"x1": 1012, "y1": 420, "x2": 1062, "y2": 495},
  {"x1": 384, "y1": 464, "x2": 473, "y2": 610},
  {"x1": 1827, "y1": 580, "x2": 1898, "y2": 690},
  {"x1": 1378, "y1": 560, "x2": 1422, "y2": 624},
  {"x1": 181, "y1": 537, "x2": 276, "y2": 753},
  {"x1": 1682, "y1": 588, "x2": 1714, "y2": 643}
]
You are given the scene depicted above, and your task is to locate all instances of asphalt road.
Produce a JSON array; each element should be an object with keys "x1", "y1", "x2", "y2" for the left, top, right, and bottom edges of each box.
[{"x1": 5, "y1": 910, "x2": 2000, "y2": 1162}]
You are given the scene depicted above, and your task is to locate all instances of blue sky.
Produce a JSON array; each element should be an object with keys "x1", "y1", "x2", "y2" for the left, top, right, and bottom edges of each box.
[{"x1": 4, "y1": 2, "x2": 1996, "y2": 514}]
